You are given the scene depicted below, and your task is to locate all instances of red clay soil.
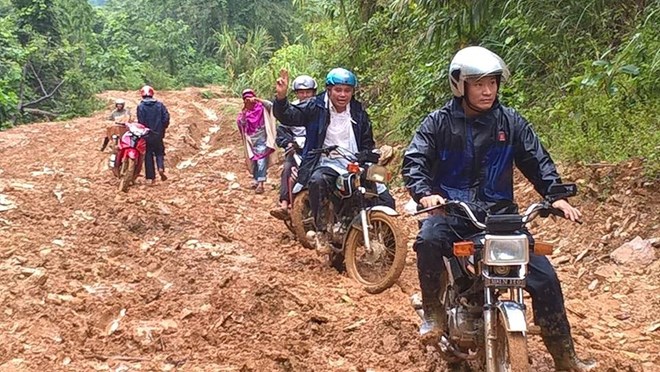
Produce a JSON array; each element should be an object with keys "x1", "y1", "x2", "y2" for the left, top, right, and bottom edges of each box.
[{"x1": 0, "y1": 87, "x2": 657, "y2": 371}]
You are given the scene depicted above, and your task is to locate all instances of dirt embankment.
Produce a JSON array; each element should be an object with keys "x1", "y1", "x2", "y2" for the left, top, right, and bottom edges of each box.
[{"x1": 0, "y1": 87, "x2": 657, "y2": 371}]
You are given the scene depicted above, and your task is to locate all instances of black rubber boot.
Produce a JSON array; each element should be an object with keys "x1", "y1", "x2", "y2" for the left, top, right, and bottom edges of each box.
[
  {"x1": 419, "y1": 272, "x2": 445, "y2": 345},
  {"x1": 541, "y1": 334, "x2": 597, "y2": 371}
]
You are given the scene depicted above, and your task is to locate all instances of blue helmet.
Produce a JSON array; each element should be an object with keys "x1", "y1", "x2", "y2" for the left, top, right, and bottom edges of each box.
[{"x1": 325, "y1": 68, "x2": 357, "y2": 87}]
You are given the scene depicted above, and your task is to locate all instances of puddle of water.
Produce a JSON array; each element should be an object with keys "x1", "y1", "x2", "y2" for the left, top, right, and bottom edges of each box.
[{"x1": 0, "y1": 194, "x2": 16, "y2": 211}]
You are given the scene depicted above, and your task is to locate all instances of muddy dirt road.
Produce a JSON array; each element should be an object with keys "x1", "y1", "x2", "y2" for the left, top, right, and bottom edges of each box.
[{"x1": 0, "y1": 87, "x2": 658, "y2": 371}]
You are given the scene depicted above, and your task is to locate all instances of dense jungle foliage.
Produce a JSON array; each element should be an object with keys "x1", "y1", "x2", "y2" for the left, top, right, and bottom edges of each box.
[{"x1": 0, "y1": 0, "x2": 658, "y2": 175}]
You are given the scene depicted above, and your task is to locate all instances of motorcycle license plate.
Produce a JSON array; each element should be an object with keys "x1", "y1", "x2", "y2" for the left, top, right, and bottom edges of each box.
[{"x1": 484, "y1": 277, "x2": 526, "y2": 287}]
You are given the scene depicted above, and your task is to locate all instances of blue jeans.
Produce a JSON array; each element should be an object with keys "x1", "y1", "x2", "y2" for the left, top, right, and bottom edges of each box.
[
  {"x1": 250, "y1": 134, "x2": 269, "y2": 182},
  {"x1": 252, "y1": 158, "x2": 268, "y2": 182}
]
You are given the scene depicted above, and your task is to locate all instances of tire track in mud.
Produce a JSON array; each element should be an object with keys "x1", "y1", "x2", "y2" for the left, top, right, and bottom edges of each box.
[{"x1": 0, "y1": 87, "x2": 657, "y2": 371}]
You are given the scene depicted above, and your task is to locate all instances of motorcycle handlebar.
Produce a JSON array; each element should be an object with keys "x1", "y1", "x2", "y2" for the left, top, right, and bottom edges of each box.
[
  {"x1": 414, "y1": 199, "x2": 581, "y2": 229},
  {"x1": 414, "y1": 201, "x2": 487, "y2": 229},
  {"x1": 309, "y1": 145, "x2": 339, "y2": 155},
  {"x1": 308, "y1": 146, "x2": 380, "y2": 165}
]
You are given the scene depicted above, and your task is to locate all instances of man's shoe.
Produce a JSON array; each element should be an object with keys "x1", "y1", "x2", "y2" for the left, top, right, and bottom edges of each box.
[
  {"x1": 270, "y1": 208, "x2": 290, "y2": 221},
  {"x1": 306, "y1": 231, "x2": 331, "y2": 255},
  {"x1": 419, "y1": 316, "x2": 442, "y2": 346},
  {"x1": 158, "y1": 169, "x2": 167, "y2": 181},
  {"x1": 542, "y1": 334, "x2": 597, "y2": 372},
  {"x1": 418, "y1": 297, "x2": 446, "y2": 347}
]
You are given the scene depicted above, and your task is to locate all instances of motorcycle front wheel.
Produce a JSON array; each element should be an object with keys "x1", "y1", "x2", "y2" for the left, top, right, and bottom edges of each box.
[
  {"x1": 344, "y1": 210, "x2": 406, "y2": 294},
  {"x1": 493, "y1": 313, "x2": 529, "y2": 372},
  {"x1": 118, "y1": 158, "x2": 135, "y2": 193}
]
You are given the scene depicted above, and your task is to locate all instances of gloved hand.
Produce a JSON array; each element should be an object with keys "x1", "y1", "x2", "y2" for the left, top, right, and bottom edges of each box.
[{"x1": 356, "y1": 149, "x2": 380, "y2": 164}]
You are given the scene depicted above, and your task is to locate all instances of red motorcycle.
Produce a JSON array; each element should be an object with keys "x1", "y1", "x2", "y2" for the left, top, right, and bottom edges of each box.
[{"x1": 109, "y1": 122, "x2": 149, "y2": 192}]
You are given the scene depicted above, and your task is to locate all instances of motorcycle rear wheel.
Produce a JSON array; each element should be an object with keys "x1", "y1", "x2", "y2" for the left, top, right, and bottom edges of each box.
[
  {"x1": 493, "y1": 314, "x2": 529, "y2": 372},
  {"x1": 118, "y1": 158, "x2": 135, "y2": 193},
  {"x1": 344, "y1": 211, "x2": 406, "y2": 294},
  {"x1": 283, "y1": 219, "x2": 296, "y2": 234},
  {"x1": 290, "y1": 190, "x2": 315, "y2": 249}
]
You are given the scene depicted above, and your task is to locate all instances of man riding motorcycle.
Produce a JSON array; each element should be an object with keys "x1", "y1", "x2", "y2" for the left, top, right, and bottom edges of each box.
[
  {"x1": 273, "y1": 68, "x2": 394, "y2": 253},
  {"x1": 101, "y1": 98, "x2": 132, "y2": 152},
  {"x1": 270, "y1": 75, "x2": 318, "y2": 221},
  {"x1": 401, "y1": 46, "x2": 596, "y2": 371}
]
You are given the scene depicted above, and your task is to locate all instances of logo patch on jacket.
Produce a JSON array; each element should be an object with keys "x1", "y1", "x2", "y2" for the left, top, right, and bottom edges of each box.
[{"x1": 498, "y1": 131, "x2": 507, "y2": 142}]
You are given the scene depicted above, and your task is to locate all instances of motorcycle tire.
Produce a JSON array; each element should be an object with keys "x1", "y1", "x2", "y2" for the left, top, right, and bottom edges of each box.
[
  {"x1": 283, "y1": 219, "x2": 296, "y2": 234},
  {"x1": 344, "y1": 210, "x2": 406, "y2": 294},
  {"x1": 118, "y1": 158, "x2": 135, "y2": 193},
  {"x1": 290, "y1": 190, "x2": 315, "y2": 249},
  {"x1": 329, "y1": 251, "x2": 345, "y2": 272},
  {"x1": 493, "y1": 313, "x2": 529, "y2": 371},
  {"x1": 111, "y1": 157, "x2": 120, "y2": 178}
]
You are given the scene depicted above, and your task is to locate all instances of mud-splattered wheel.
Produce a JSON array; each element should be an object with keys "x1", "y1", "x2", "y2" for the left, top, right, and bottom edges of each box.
[
  {"x1": 118, "y1": 158, "x2": 135, "y2": 193},
  {"x1": 344, "y1": 211, "x2": 406, "y2": 294},
  {"x1": 290, "y1": 190, "x2": 315, "y2": 249},
  {"x1": 494, "y1": 314, "x2": 529, "y2": 372},
  {"x1": 283, "y1": 219, "x2": 296, "y2": 234}
]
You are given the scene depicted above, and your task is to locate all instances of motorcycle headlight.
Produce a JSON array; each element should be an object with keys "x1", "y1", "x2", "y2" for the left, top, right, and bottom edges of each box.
[
  {"x1": 366, "y1": 165, "x2": 389, "y2": 183},
  {"x1": 483, "y1": 235, "x2": 529, "y2": 266}
]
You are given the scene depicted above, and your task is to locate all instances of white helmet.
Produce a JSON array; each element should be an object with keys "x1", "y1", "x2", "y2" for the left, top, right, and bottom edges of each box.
[
  {"x1": 448, "y1": 46, "x2": 510, "y2": 97},
  {"x1": 115, "y1": 98, "x2": 126, "y2": 106},
  {"x1": 291, "y1": 75, "x2": 318, "y2": 91}
]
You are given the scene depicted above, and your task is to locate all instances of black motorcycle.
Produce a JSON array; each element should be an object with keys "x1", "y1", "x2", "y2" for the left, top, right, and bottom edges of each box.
[
  {"x1": 411, "y1": 183, "x2": 580, "y2": 371},
  {"x1": 292, "y1": 145, "x2": 407, "y2": 294}
]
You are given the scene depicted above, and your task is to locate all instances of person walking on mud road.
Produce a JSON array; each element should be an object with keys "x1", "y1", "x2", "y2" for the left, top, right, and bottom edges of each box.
[
  {"x1": 137, "y1": 85, "x2": 170, "y2": 184},
  {"x1": 101, "y1": 98, "x2": 132, "y2": 152},
  {"x1": 237, "y1": 89, "x2": 277, "y2": 194},
  {"x1": 401, "y1": 46, "x2": 596, "y2": 371},
  {"x1": 270, "y1": 75, "x2": 318, "y2": 221}
]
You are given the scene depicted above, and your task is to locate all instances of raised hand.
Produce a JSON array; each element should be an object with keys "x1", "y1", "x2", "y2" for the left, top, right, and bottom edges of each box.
[{"x1": 276, "y1": 68, "x2": 289, "y2": 100}]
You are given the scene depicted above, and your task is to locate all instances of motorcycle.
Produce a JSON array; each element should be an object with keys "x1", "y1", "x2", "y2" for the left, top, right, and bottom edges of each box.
[
  {"x1": 410, "y1": 183, "x2": 579, "y2": 371},
  {"x1": 101, "y1": 114, "x2": 130, "y2": 153},
  {"x1": 280, "y1": 136, "x2": 305, "y2": 235},
  {"x1": 108, "y1": 122, "x2": 150, "y2": 192},
  {"x1": 292, "y1": 145, "x2": 407, "y2": 294},
  {"x1": 290, "y1": 144, "x2": 394, "y2": 249}
]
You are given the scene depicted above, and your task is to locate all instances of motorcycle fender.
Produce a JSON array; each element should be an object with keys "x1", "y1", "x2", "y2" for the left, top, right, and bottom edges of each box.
[
  {"x1": 343, "y1": 206, "x2": 399, "y2": 249},
  {"x1": 126, "y1": 148, "x2": 139, "y2": 160},
  {"x1": 495, "y1": 301, "x2": 527, "y2": 332},
  {"x1": 347, "y1": 206, "x2": 399, "y2": 231},
  {"x1": 368, "y1": 205, "x2": 399, "y2": 217}
]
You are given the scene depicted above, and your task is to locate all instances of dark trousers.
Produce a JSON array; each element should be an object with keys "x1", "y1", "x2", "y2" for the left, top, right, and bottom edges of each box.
[
  {"x1": 101, "y1": 137, "x2": 110, "y2": 151},
  {"x1": 414, "y1": 214, "x2": 572, "y2": 337},
  {"x1": 308, "y1": 167, "x2": 339, "y2": 232},
  {"x1": 145, "y1": 138, "x2": 165, "y2": 180},
  {"x1": 279, "y1": 153, "x2": 297, "y2": 203}
]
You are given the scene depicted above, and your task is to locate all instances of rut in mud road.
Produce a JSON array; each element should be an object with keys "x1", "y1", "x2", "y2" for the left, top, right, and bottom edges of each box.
[{"x1": 0, "y1": 87, "x2": 658, "y2": 371}]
